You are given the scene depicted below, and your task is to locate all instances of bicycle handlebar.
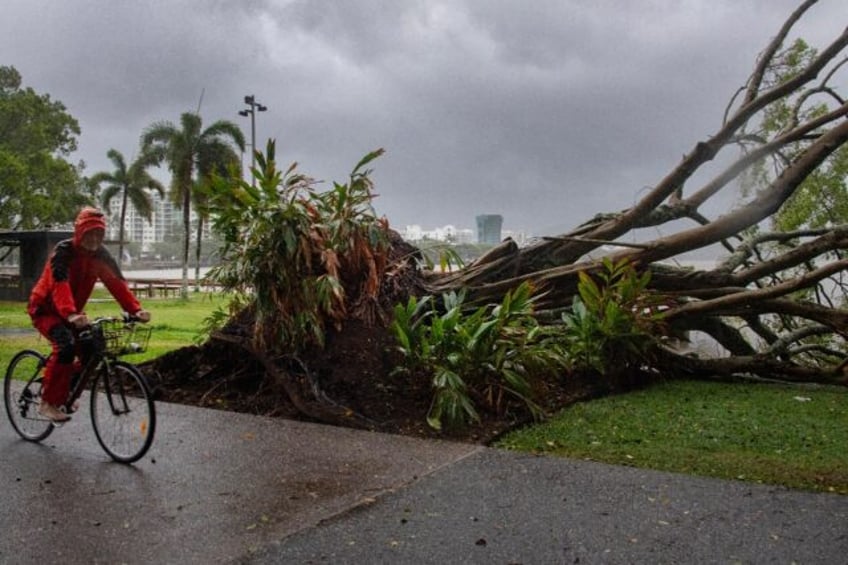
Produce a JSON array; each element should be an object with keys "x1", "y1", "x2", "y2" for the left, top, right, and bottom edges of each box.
[{"x1": 85, "y1": 313, "x2": 143, "y2": 328}]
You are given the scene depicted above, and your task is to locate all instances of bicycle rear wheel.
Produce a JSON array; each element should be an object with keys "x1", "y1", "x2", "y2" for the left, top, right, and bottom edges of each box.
[
  {"x1": 90, "y1": 361, "x2": 156, "y2": 463},
  {"x1": 4, "y1": 350, "x2": 55, "y2": 442}
]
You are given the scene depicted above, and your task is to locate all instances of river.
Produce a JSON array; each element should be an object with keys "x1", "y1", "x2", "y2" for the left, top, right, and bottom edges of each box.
[{"x1": 123, "y1": 267, "x2": 212, "y2": 280}]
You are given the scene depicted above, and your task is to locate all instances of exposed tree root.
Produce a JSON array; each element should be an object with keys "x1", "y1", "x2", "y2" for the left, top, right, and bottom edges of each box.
[{"x1": 209, "y1": 331, "x2": 377, "y2": 429}]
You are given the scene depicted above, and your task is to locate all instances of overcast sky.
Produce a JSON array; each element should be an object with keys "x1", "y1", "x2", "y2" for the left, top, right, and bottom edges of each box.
[{"x1": 3, "y1": 1, "x2": 845, "y2": 235}]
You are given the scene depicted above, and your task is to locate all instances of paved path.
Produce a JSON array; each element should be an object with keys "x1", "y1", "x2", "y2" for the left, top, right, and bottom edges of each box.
[
  {"x1": 2, "y1": 400, "x2": 846, "y2": 564},
  {"x1": 0, "y1": 401, "x2": 478, "y2": 564},
  {"x1": 249, "y1": 450, "x2": 848, "y2": 564}
]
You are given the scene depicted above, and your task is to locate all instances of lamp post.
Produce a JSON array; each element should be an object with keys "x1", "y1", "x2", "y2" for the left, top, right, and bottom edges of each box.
[{"x1": 238, "y1": 95, "x2": 267, "y2": 186}]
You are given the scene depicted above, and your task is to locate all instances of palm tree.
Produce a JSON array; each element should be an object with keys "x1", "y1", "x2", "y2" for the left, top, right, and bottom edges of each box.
[
  {"x1": 193, "y1": 139, "x2": 241, "y2": 287},
  {"x1": 89, "y1": 148, "x2": 165, "y2": 269},
  {"x1": 141, "y1": 112, "x2": 245, "y2": 297}
]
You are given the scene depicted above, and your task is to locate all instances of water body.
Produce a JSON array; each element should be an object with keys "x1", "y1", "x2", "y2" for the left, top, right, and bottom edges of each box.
[{"x1": 123, "y1": 267, "x2": 212, "y2": 280}]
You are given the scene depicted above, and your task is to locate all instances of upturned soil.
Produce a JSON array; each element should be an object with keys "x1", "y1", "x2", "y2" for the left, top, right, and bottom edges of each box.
[{"x1": 140, "y1": 319, "x2": 640, "y2": 445}]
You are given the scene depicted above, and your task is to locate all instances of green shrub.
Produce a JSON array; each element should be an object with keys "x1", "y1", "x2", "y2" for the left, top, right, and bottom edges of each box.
[
  {"x1": 562, "y1": 258, "x2": 667, "y2": 377},
  {"x1": 203, "y1": 140, "x2": 389, "y2": 353},
  {"x1": 391, "y1": 282, "x2": 567, "y2": 430}
]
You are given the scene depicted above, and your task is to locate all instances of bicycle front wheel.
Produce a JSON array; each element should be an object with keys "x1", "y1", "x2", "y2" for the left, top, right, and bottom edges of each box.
[
  {"x1": 90, "y1": 361, "x2": 156, "y2": 463},
  {"x1": 4, "y1": 350, "x2": 55, "y2": 442}
]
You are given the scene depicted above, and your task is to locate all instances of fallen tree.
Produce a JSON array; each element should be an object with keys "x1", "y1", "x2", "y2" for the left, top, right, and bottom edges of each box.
[
  {"x1": 147, "y1": 1, "x2": 848, "y2": 432},
  {"x1": 427, "y1": 0, "x2": 848, "y2": 383}
]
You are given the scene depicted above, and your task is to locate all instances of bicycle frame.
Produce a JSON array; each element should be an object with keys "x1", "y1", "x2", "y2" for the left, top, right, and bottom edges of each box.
[{"x1": 64, "y1": 316, "x2": 146, "y2": 414}]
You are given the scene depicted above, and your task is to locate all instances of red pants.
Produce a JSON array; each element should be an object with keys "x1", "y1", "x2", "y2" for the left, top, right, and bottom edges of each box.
[{"x1": 31, "y1": 312, "x2": 77, "y2": 407}]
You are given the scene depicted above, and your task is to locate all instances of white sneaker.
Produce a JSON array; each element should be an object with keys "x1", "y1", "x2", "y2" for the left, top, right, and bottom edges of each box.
[{"x1": 38, "y1": 402, "x2": 71, "y2": 423}]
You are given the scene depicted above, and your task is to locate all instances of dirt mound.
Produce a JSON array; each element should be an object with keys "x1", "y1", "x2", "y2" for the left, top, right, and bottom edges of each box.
[{"x1": 141, "y1": 316, "x2": 618, "y2": 444}]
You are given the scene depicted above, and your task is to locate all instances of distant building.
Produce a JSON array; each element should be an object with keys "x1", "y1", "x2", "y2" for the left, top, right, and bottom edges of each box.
[
  {"x1": 475, "y1": 214, "x2": 503, "y2": 245},
  {"x1": 104, "y1": 191, "x2": 209, "y2": 252},
  {"x1": 402, "y1": 224, "x2": 424, "y2": 241},
  {"x1": 502, "y1": 229, "x2": 529, "y2": 246},
  {"x1": 400, "y1": 224, "x2": 474, "y2": 244},
  {"x1": 454, "y1": 228, "x2": 474, "y2": 244}
]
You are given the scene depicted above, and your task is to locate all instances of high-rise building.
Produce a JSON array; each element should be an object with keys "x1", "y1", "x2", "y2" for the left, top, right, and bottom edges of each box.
[
  {"x1": 475, "y1": 214, "x2": 503, "y2": 245},
  {"x1": 104, "y1": 191, "x2": 211, "y2": 252}
]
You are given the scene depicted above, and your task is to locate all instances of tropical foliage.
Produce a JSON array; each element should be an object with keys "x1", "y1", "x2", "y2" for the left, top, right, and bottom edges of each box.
[
  {"x1": 391, "y1": 282, "x2": 567, "y2": 430},
  {"x1": 562, "y1": 258, "x2": 667, "y2": 377},
  {"x1": 390, "y1": 259, "x2": 668, "y2": 431},
  {"x1": 205, "y1": 140, "x2": 391, "y2": 353}
]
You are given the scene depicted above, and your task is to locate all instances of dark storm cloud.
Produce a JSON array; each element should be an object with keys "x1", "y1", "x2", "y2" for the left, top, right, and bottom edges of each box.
[{"x1": 3, "y1": 0, "x2": 845, "y2": 234}]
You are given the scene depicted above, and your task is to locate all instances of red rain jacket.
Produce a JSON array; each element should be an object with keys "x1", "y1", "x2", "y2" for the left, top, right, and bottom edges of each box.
[{"x1": 28, "y1": 240, "x2": 140, "y2": 321}]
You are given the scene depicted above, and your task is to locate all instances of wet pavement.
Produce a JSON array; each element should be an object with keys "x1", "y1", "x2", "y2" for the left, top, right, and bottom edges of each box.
[
  {"x1": 248, "y1": 449, "x2": 848, "y2": 564},
  {"x1": 0, "y1": 401, "x2": 478, "y2": 564},
  {"x1": 2, "y1": 399, "x2": 846, "y2": 564}
]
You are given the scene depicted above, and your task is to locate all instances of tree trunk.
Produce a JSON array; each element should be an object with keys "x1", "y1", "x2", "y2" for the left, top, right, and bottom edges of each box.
[
  {"x1": 181, "y1": 186, "x2": 190, "y2": 299},
  {"x1": 118, "y1": 187, "x2": 128, "y2": 270},
  {"x1": 194, "y1": 216, "x2": 203, "y2": 292}
]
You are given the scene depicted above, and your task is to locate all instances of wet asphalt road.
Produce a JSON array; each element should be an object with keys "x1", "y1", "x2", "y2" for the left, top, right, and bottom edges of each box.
[
  {"x1": 2, "y1": 399, "x2": 846, "y2": 564},
  {"x1": 0, "y1": 400, "x2": 478, "y2": 564}
]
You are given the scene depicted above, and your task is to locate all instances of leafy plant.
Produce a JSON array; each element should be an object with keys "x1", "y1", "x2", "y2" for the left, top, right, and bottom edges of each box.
[
  {"x1": 0, "y1": 65, "x2": 88, "y2": 229},
  {"x1": 414, "y1": 244, "x2": 466, "y2": 272},
  {"x1": 204, "y1": 140, "x2": 389, "y2": 353},
  {"x1": 562, "y1": 258, "x2": 667, "y2": 376},
  {"x1": 391, "y1": 282, "x2": 567, "y2": 430}
]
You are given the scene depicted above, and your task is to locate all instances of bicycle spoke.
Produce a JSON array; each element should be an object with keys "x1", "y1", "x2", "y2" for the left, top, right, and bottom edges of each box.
[
  {"x1": 3, "y1": 351, "x2": 54, "y2": 442},
  {"x1": 90, "y1": 361, "x2": 156, "y2": 463}
]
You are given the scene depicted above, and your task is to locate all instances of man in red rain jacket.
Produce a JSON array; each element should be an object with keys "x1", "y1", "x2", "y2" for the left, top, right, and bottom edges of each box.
[{"x1": 28, "y1": 207, "x2": 151, "y2": 423}]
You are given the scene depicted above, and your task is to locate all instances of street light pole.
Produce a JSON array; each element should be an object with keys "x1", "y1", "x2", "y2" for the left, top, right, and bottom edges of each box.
[{"x1": 238, "y1": 95, "x2": 267, "y2": 186}]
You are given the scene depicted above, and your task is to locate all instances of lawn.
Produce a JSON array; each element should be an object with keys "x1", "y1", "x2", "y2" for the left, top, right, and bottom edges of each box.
[
  {"x1": 0, "y1": 291, "x2": 228, "y2": 369},
  {"x1": 496, "y1": 378, "x2": 848, "y2": 494}
]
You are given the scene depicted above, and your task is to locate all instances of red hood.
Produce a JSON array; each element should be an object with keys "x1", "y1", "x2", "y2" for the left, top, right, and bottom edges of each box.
[{"x1": 73, "y1": 207, "x2": 107, "y2": 247}]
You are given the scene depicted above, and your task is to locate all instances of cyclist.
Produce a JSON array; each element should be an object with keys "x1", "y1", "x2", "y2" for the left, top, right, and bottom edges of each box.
[{"x1": 27, "y1": 207, "x2": 151, "y2": 423}]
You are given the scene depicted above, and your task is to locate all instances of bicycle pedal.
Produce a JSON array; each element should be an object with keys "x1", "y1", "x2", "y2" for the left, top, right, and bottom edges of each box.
[
  {"x1": 45, "y1": 415, "x2": 71, "y2": 427},
  {"x1": 38, "y1": 405, "x2": 72, "y2": 425}
]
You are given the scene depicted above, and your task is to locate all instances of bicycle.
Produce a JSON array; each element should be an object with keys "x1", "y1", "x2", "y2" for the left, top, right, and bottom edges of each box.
[{"x1": 3, "y1": 315, "x2": 156, "y2": 464}]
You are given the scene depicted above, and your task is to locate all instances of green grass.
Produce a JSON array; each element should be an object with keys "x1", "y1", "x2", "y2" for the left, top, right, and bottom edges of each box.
[
  {"x1": 0, "y1": 291, "x2": 228, "y2": 368},
  {"x1": 496, "y1": 379, "x2": 848, "y2": 494}
]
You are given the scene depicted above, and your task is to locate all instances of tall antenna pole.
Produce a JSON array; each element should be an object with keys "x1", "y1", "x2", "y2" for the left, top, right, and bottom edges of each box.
[
  {"x1": 238, "y1": 95, "x2": 267, "y2": 187},
  {"x1": 195, "y1": 87, "x2": 205, "y2": 114}
]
